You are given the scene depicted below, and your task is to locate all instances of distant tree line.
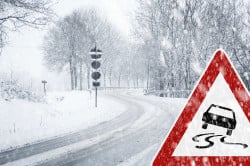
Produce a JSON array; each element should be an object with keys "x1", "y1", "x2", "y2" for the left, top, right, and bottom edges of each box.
[
  {"x1": 43, "y1": 9, "x2": 146, "y2": 90},
  {"x1": 134, "y1": 0, "x2": 250, "y2": 91},
  {"x1": 1, "y1": 0, "x2": 250, "y2": 93},
  {"x1": 43, "y1": 0, "x2": 250, "y2": 92}
]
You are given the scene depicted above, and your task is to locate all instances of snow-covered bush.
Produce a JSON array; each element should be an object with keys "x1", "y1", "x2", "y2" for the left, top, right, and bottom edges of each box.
[{"x1": 0, "y1": 80, "x2": 45, "y2": 102}]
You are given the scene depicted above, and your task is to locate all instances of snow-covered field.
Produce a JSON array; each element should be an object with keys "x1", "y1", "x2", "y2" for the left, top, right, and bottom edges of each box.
[
  {"x1": 0, "y1": 89, "x2": 188, "y2": 166},
  {"x1": 0, "y1": 91, "x2": 126, "y2": 150}
]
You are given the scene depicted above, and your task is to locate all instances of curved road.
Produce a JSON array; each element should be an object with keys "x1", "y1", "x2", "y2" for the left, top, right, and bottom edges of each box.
[{"x1": 0, "y1": 91, "x2": 181, "y2": 166}]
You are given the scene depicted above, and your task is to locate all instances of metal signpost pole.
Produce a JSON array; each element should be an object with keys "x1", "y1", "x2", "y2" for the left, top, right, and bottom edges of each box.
[
  {"x1": 44, "y1": 83, "x2": 46, "y2": 94},
  {"x1": 95, "y1": 87, "x2": 97, "y2": 107},
  {"x1": 95, "y1": 48, "x2": 97, "y2": 108},
  {"x1": 41, "y1": 80, "x2": 47, "y2": 95}
]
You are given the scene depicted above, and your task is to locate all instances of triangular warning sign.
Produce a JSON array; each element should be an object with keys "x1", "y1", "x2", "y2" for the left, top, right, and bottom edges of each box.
[{"x1": 153, "y1": 50, "x2": 250, "y2": 165}]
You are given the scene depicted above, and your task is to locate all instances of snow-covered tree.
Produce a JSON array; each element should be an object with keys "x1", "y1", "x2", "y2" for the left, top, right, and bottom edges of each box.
[
  {"x1": 0, "y1": 0, "x2": 53, "y2": 54},
  {"x1": 43, "y1": 9, "x2": 136, "y2": 90},
  {"x1": 134, "y1": 0, "x2": 250, "y2": 91}
]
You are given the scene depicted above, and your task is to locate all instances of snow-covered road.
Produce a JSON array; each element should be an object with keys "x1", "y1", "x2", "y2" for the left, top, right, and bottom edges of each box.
[{"x1": 0, "y1": 90, "x2": 186, "y2": 166}]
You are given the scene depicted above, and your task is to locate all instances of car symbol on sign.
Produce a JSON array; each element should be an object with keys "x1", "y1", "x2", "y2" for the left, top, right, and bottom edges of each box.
[{"x1": 202, "y1": 104, "x2": 236, "y2": 136}]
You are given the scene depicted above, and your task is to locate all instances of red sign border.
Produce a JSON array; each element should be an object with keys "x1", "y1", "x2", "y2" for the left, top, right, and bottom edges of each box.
[{"x1": 153, "y1": 49, "x2": 250, "y2": 165}]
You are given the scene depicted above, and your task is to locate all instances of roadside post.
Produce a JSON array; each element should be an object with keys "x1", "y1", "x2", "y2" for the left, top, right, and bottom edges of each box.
[
  {"x1": 89, "y1": 46, "x2": 102, "y2": 107},
  {"x1": 41, "y1": 80, "x2": 47, "y2": 95}
]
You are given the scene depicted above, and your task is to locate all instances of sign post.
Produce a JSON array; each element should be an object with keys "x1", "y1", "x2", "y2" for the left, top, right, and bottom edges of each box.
[
  {"x1": 41, "y1": 80, "x2": 47, "y2": 95},
  {"x1": 95, "y1": 86, "x2": 97, "y2": 107},
  {"x1": 89, "y1": 46, "x2": 102, "y2": 107}
]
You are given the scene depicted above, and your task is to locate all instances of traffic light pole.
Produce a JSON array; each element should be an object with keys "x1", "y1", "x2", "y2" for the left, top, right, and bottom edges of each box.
[{"x1": 95, "y1": 87, "x2": 97, "y2": 107}]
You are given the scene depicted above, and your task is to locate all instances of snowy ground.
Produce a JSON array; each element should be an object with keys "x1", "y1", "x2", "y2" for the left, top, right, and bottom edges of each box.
[
  {"x1": 0, "y1": 90, "x2": 187, "y2": 166},
  {"x1": 0, "y1": 90, "x2": 126, "y2": 150}
]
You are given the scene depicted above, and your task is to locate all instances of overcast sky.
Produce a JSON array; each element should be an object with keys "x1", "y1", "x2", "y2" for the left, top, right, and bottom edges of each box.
[{"x1": 0, "y1": 0, "x2": 135, "y2": 89}]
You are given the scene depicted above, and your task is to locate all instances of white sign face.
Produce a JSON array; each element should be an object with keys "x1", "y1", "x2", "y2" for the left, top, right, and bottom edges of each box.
[{"x1": 173, "y1": 73, "x2": 250, "y2": 156}]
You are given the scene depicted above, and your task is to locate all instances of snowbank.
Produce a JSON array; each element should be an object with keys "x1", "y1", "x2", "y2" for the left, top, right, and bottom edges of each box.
[{"x1": 0, "y1": 91, "x2": 125, "y2": 150}]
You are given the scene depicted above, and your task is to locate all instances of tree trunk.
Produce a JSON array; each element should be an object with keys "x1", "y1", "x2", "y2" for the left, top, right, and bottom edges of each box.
[
  {"x1": 87, "y1": 66, "x2": 90, "y2": 89},
  {"x1": 79, "y1": 60, "x2": 83, "y2": 90},
  {"x1": 136, "y1": 75, "x2": 139, "y2": 88},
  {"x1": 127, "y1": 76, "x2": 130, "y2": 88},
  {"x1": 103, "y1": 72, "x2": 106, "y2": 88},
  {"x1": 69, "y1": 58, "x2": 74, "y2": 90},
  {"x1": 109, "y1": 69, "x2": 112, "y2": 87},
  {"x1": 159, "y1": 70, "x2": 164, "y2": 90},
  {"x1": 146, "y1": 61, "x2": 150, "y2": 91},
  {"x1": 74, "y1": 66, "x2": 77, "y2": 89},
  {"x1": 118, "y1": 73, "x2": 121, "y2": 87},
  {"x1": 185, "y1": 57, "x2": 191, "y2": 90}
]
